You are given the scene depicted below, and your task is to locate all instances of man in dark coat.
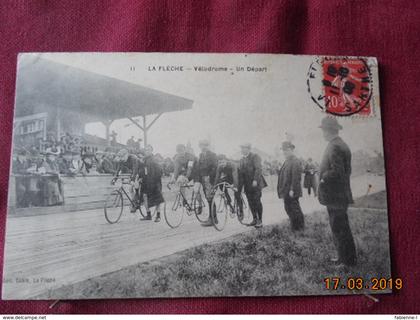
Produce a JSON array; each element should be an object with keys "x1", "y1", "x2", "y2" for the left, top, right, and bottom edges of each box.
[
  {"x1": 238, "y1": 143, "x2": 267, "y2": 228},
  {"x1": 141, "y1": 145, "x2": 165, "y2": 222},
  {"x1": 303, "y1": 158, "x2": 318, "y2": 196},
  {"x1": 171, "y1": 144, "x2": 197, "y2": 183},
  {"x1": 196, "y1": 139, "x2": 218, "y2": 225},
  {"x1": 318, "y1": 116, "x2": 357, "y2": 267},
  {"x1": 277, "y1": 141, "x2": 304, "y2": 231}
]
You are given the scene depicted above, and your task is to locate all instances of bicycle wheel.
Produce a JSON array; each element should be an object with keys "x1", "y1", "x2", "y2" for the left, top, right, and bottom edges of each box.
[
  {"x1": 211, "y1": 192, "x2": 228, "y2": 231},
  {"x1": 236, "y1": 193, "x2": 253, "y2": 225},
  {"x1": 164, "y1": 193, "x2": 184, "y2": 228},
  {"x1": 104, "y1": 190, "x2": 124, "y2": 224},
  {"x1": 193, "y1": 192, "x2": 210, "y2": 223}
]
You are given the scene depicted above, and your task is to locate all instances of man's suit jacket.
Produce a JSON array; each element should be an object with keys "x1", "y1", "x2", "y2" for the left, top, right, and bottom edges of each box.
[
  {"x1": 318, "y1": 136, "x2": 354, "y2": 206},
  {"x1": 197, "y1": 150, "x2": 218, "y2": 184},
  {"x1": 239, "y1": 152, "x2": 268, "y2": 192},
  {"x1": 277, "y1": 154, "x2": 303, "y2": 199},
  {"x1": 215, "y1": 161, "x2": 239, "y2": 188}
]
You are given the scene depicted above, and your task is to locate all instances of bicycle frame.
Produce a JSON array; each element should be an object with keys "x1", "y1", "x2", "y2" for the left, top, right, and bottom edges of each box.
[
  {"x1": 114, "y1": 178, "x2": 140, "y2": 208},
  {"x1": 213, "y1": 182, "x2": 246, "y2": 214},
  {"x1": 168, "y1": 182, "x2": 206, "y2": 213}
]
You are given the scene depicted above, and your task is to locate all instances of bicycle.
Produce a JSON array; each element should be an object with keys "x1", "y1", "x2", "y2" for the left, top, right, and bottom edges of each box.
[
  {"x1": 164, "y1": 181, "x2": 207, "y2": 228},
  {"x1": 210, "y1": 182, "x2": 252, "y2": 231},
  {"x1": 104, "y1": 176, "x2": 165, "y2": 224}
]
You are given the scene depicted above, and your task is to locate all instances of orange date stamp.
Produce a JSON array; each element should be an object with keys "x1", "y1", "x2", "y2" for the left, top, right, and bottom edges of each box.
[{"x1": 324, "y1": 277, "x2": 403, "y2": 291}]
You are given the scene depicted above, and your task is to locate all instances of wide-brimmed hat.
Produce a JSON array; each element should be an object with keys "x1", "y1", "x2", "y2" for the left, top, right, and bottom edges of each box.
[
  {"x1": 281, "y1": 141, "x2": 295, "y2": 150},
  {"x1": 240, "y1": 142, "x2": 252, "y2": 149},
  {"x1": 319, "y1": 116, "x2": 343, "y2": 130}
]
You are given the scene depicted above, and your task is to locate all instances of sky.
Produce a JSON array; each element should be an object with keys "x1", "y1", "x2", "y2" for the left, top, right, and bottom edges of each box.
[{"x1": 34, "y1": 53, "x2": 384, "y2": 162}]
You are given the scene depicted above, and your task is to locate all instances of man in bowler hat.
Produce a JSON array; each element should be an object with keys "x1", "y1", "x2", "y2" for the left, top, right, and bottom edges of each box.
[
  {"x1": 238, "y1": 143, "x2": 267, "y2": 228},
  {"x1": 277, "y1": 141, "x2": 304, "y2": 231},
  {"x1": 318, "y1": 116, "x2": 357, "y2": 266}
]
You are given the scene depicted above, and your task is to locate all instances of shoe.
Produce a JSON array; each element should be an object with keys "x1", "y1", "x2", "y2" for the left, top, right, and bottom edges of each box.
[
  {"x1": 130, "y1": 206, "x2": 137, "y2": 213},
  {"x1": 237, "y1": 210, "x2": 244, "y2": 222},
  {"x1": 195, "y1": 206, "x2": 203, "y2": 215},
  {"x1": 154, "y1": 213, "x2": 161, "y2": 223},
  {"x1": 255, "y1": 220, "x2": 262, "y2": 228},
  {"x1": 201, "y1": 220, "x2": 213, "y2": 227},
  {"x1": 329, "y1": 257, "x2": 341, "y2": 265},
  {"x1": 247, "y1": 220, "x2": 257, "y2": 227},
  {"x1": 141, "y1": 212, "x2": 152, "y2": 221}
]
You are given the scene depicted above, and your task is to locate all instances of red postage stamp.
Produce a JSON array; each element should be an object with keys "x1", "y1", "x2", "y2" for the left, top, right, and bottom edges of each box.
[{"x1": 307, "y1": 57, "x2": 374, "y2": 116}]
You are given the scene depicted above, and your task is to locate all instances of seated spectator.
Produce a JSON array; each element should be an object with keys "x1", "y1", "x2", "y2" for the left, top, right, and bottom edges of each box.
[
  {"x1": 80, "y1": 146, "x2": 95, "y2": 174},
  {"x1": 96, "y1": 151, "x2": 116, "y2": 174},
  {"x1": 59, "y1": 150, "x2": 80, "y2": 176},
  {"x1": 38, "y1": 150, "x2": 60, "y2": 174},
  {"x1": 37, "y1": 151, "x2": 63, "y2": 206},
  {"x1": 13, "y1": 149, "x2": 31, "y2": 174}
]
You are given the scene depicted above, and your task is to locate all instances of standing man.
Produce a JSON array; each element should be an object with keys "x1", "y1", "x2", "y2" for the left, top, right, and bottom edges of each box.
[
  {"x1": 238, "y1": 143, "x2": 267, "y2": 228},
  {"x1": 134, "y1": 138, "x2": 142, "y2": 151},
  {"x1": 126, "y1": 136, "x2": 135, "y2": 149},
  {"x1": 277, "y1": 141, "x2": 304, "y2": 231},
  {"x1": 303, "y1": 158, "x2": 318, "y2": 197},
  {"x1": 318, "y1": 116, "x2": 357, "y2": 267},
  {"x1": 110, "y1": 131, "x2": 118, "y2": 146},
  {"x1": 196, "y1": 139, "x2": 218, "y2": 225}
]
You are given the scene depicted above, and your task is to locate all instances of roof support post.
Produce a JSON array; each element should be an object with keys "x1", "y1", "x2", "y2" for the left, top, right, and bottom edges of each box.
[
  {"x1": 56, "y1": 107, "x2": 61, "y2": 141},
  {"x1": 128, "y1": 113, "x2": 163, "y2": 149},
  {"x1": 143, "y1": 115, "x2": 147, "y2": 148},
  {"x1": 146, "y1": 113, "x2": 163, "y2": 130},
  {"x1": 102, "y1": 120, "x2": 113, "y2": 146}
]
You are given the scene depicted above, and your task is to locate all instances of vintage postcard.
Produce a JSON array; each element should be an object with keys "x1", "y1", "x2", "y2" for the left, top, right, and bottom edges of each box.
[{"x1": 2, "y1": 53, "x2": 392, "y2": 299}]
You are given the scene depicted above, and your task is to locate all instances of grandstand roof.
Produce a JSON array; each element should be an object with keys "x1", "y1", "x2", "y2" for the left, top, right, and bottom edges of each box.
[{"x1": 14, "y1": 55, "x2": 193, "y2": 123}]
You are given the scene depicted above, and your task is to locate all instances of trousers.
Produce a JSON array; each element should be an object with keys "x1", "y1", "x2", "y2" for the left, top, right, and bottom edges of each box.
[
  {"x1": 245, "y1": 188, "x2": 263, "y2": 222},
  {"x1": 284, "y1": 195, "x2": 305, "y2": 231},
  {"x1": 327, "y1": 205, "x2": 357, "y2": 266}
]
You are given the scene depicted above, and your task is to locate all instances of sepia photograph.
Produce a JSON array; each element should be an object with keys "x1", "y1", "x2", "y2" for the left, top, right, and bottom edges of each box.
[{"x1": 3, "y1": 53, "x2": 391, "y2": 299}]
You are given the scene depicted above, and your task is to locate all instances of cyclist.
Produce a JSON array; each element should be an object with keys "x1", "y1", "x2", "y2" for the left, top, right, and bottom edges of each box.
[
  {"x1": 170, "y1": 144, "x2": 197, "y2": 185},
  {"x1": 169, "y1": 144, "x2": 198, "y2": 205},
  {"x1": 214, "y1": 154, "x2": 241, "y2": 213},
  {"x1": 196, "y1": 139, "x2": 218, "y2": 225},
  {"x1": 141, "y1": 145, "x2": 164, "y2": 222},
  {"x1": 112, "y1": 148, "x2": 145, "y2": 213}
]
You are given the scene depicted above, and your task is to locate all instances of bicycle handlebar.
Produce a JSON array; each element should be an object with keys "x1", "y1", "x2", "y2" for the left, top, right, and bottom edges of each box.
[
  {"x1": 111, "y1": 176, "x2": 131, "y2": 185},
  {"x1": 214, "y1": 182, "x2": 238, "y2": 191},
  {"x1": 167, "y1": 181, "x2": 195, "y2": 190}
]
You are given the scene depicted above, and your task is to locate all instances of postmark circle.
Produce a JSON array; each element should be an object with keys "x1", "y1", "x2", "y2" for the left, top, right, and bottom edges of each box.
[{"x1": 307, "y1": 56, "x2": 374, "y2": 117}]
